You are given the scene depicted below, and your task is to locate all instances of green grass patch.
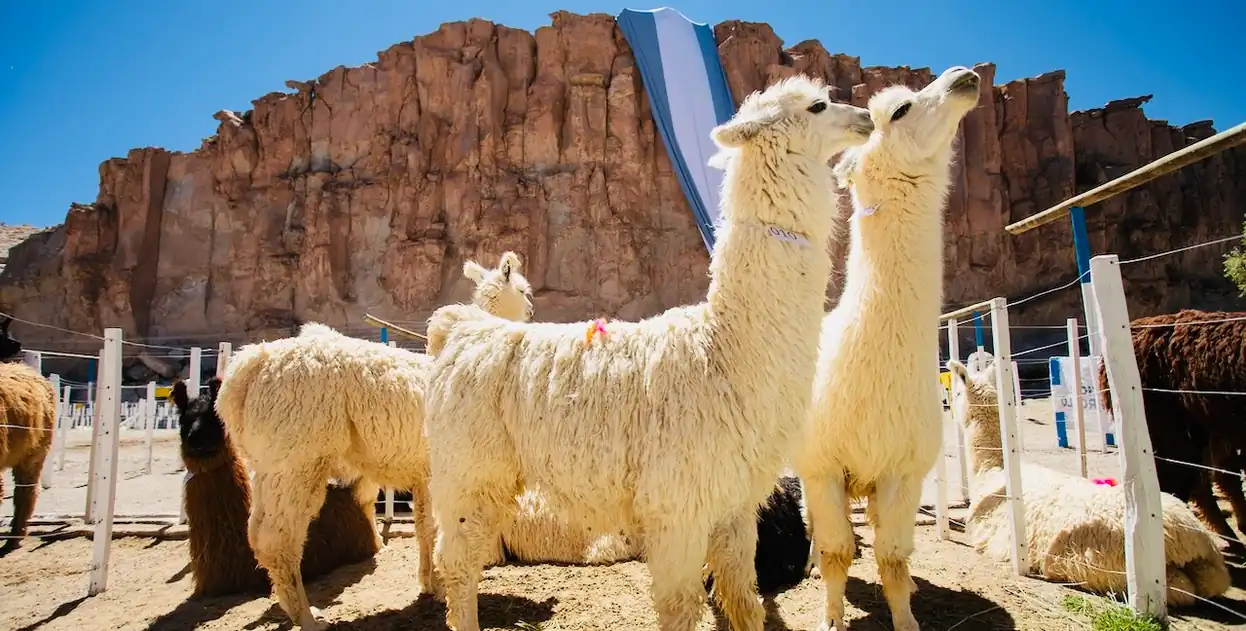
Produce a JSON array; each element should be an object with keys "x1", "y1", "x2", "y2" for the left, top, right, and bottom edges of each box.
[{"x1": 1061, "y1": 594, "x2": 1166, "y2": 631}]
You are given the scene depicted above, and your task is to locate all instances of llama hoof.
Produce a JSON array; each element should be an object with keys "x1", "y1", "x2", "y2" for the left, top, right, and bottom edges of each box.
[
  {"x1": 298, "y1": 606, "x2": 327, "y2": 630},
  {"x1": 891, "y1": 616, "x2": 919, "y2": 631},
  {"x1": 815, "y1": 618, "x2": 849, "y2": 631},
  {"x1": 807, "y1": 564, "x2": 822, "y2": 580}
]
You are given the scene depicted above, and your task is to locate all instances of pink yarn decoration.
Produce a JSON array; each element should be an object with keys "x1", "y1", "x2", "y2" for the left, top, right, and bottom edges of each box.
[{"x1": 1092, "y1": 477, "x2": 1118, "y2": 487}]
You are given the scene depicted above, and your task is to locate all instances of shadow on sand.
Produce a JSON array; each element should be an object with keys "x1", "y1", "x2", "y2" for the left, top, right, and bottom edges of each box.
[
  {"x1": 145, "y1": 556, "x2": 380, "y2": 631},
  {"x1": 323, "y1": 592, "x2": 558, "y2": 630},
  {"x1": 844, "y1": 575, "x2": 1015, "y2": 630}
]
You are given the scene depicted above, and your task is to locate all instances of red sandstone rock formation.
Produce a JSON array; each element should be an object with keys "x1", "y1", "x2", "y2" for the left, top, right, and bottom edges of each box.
[{"x1": 2, "y1": 12, "x2": 1242, "y2": 365}]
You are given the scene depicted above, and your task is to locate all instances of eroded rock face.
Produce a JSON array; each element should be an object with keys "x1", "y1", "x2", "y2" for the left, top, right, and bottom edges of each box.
[{"x1": 2, "y1": 12, "x2": 1242, "y2": 363}]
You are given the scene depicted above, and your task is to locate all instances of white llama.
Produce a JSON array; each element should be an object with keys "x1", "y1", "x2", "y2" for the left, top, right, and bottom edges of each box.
[
  {"x1": 215, "y1": 252, "x2": 533, "y2": 630},
  {"x1": 421, "y1": 74, "x2": 873, "y2": 631},
  {"x1": 795, "y1": 66, "x2": 983, "y2": 631}
]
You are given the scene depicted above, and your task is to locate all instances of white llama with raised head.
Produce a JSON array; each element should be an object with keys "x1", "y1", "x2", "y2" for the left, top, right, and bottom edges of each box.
[
  {"x1": 421, "y1": 74, "x2": 873, "y2": 631},
  {"x1": 795, "y1": 66, "x2": 983, "y2": 631},
  {"x1": 215, "y1": 252, "x2": 533, "y2": 630}
]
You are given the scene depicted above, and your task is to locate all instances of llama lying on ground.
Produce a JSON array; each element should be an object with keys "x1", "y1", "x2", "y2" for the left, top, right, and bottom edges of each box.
[
  {"x1": 0, "y1": 316, "x2": 22, "y2": 361},
  {"x1": 216, "y1": 251, "x2": 534, "y2": 629},
  {"x1": 1097, "y1": 309, "x2": 1246, "y2": 551},
  {"x1": 172, "y1": 378, "x2": 378, "y2": 598},
  {"x1": 422, "y1": 74, "x2": 873, "y2": 631},
  {"x1": 795, "y1": 65, "x2": 983, "y2": 631},
  {"x1": 951, "y1": 360, "x2": 1230, "y2": 605},
  {"x1": 0, "y1": 361, "x2": 55, "y2": 556}
]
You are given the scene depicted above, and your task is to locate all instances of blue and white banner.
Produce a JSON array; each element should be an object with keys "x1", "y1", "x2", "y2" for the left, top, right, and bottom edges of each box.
[{"x1": 617, "y1": 7, "x2": 736, "y2": 252}]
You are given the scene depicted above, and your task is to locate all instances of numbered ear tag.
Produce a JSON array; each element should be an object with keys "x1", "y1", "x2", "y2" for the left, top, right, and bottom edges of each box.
[{"x1": 765, "y1": 225, "x2": 810, "y2": 248}]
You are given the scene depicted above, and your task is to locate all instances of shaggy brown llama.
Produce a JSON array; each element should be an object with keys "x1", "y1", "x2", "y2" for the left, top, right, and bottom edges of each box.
[
  {"x1": 1097, "y1": 309, "x2": 1246, "y2": 551},
  {"x1": 173, "y1": 377, "x2": 379, "y2": 598},
  {"x1": 0, "y1": 360, "x2": 54, "y2": 555}
]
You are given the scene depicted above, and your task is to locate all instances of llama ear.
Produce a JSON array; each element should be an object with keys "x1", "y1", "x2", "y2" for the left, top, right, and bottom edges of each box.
[
  {"x1": 171, "y1": 380, "x2": 189, "y2": 414},
  {"x1": 946, "y1": 359, "x2": 969, "y2": 385},
  {"x1": 206, "y1": 376, "x2": 222, "y2": 400},
  {"x1": 498, "y1": 251, "x2": 521, "y2": 282},
  {"x1": 982, "y1": 362, "x2": 998, "y2": 385},
  {"x1": 832, "y1": 148, "x2": 859, "y2": 190},
  {"x1": 711, "y1": 105, "x2": 783, "y2": 149},
  {"x1": 462, "y1": 260, "x2": 487, "y2": 284}
]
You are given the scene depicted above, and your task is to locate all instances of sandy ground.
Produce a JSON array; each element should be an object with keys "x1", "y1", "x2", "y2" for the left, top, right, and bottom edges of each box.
[{"x1": 3, "y1": 398, "x2": 1245, "y2": 630}]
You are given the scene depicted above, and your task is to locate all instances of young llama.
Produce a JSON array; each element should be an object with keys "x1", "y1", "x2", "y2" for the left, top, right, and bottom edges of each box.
[
  {"x1": 422, "y1": 74, "x2": 873, "y2": 631},
  {"x1": 949, "y1": 360, "x2": 1230, "y2": 605},
  {"x1": 215, "y1": 251, "x2": 533, "y2": 630},
  {"x1": 795, "y1": 66, "x2": 982, "y2": 631}
]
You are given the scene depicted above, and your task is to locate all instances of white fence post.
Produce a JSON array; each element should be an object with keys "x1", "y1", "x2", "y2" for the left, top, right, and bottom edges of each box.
[
  {"x1": 948, "y1": 318, "x2": 970, "y2": 504},
  {"x1": 188, "y1": 347, "x2": 202, "y2": 397},
  {"x1": 383, "y1": 340, "x2": 397, "y2": 521},
  {"x1": 989, "y1": 297, "x2": 1029, "y2": 575},
  {"x1": 41, "y1": 374, "x2": 61, "y2": 488},
  {"x1": 57, "y1": 384, "x2": 71, "y2": 470},
  {"x1": 144, "y1": 381, "x2": 157, "y2": 474},
  {"x1": 1089, "y1": 254, "x2": 1166, "y2": 620},
  {"x1": 935, "y1": 348, "x2": 949, "y2": 540},
  {"x1": 87, "y1": 328, "x2": 123, "y2": 596},
  {"x1": 217, "y1": 342, "x2": 232, "y2": 378},
  {"x1": 24, "y1": 350, "x2": 42, "y2": 374},
  {"x1": 1068, "y1": 318, "x2": 1089, "y2": 478},
  {"x1": 84, "y1": 350, "x2": 105, "y2": 522}
]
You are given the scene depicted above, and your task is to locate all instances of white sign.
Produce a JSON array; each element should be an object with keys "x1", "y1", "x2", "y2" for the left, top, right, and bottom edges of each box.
[{"x1": 1049, "y1": 355, "x2": 1116, "y2": 448}]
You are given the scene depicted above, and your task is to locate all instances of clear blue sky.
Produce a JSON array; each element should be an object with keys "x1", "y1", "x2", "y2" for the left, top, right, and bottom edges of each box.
[{"x1": 1, "y1": 0, "x2": 1242, "y2": 228}]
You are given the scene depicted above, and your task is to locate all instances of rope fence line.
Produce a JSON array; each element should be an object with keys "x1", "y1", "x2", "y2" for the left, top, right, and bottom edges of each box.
[{"x1": 1118, "y1": 232, "x2": 1244, "y2": 266}]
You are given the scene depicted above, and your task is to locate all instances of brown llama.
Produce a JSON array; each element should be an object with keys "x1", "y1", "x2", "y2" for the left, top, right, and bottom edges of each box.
[
  {"x1": 172, "y1": 377, "x2": 379, "y2": 598},
  {"x1": 1097, "y1": 309, "x2": 1246, "y2": 551},
  {"x1": 0, "y1": 360, "x2": 54, "y2": 555}
]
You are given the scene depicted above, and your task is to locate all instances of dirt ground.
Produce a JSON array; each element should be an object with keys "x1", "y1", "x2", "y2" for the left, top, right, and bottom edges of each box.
[{"x1": 3, "y1": 398, "x2": 1246, "y2": 630}]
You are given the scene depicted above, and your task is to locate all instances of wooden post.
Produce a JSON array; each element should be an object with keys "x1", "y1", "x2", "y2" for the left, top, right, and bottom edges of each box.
[
  {"x1": 84, "y1": 350, "x2": 105, "y2": 522},
  {"x1": 40, "y1": 374, "x2": 61, "y2": 488},
  {"x1": 217, "y1": 342, "x2": 232, "y2": 378},
  {"x1": 1089, "y1": 254, "x2": 1166, "y2": 620},
  {"x1": 188, "y1": 347, "x2": 202, "y2": 398},
  {"x1": 989, "y1": 297, "x2": 1029, "y2": 575},
  {"x1": 934, "y1": 348, "x2": 949, "y2": 540},
  {"x1": 88, "y1": 328, "x2": 123, "y2": 596},
  {"x1": 144, "y1": 382, "x2": 157, "y2": 474},
  {"x1": 57, "y1": 385, "x2": 71, "y2": 470},
  {"x1": 948, "y1": 318, "x2": 969, "y2": 503},
  {"x1": 1068, "y1": 318, "x2": 1089, "y2": 478},
  {"x1": 384, "y1": 340, "x2": 397, "y2": 522}
]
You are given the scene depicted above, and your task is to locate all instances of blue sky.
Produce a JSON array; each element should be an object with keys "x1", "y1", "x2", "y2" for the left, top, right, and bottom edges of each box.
[{"x1": 1, "y1": 0, "x2": 1242, "y2": 228}]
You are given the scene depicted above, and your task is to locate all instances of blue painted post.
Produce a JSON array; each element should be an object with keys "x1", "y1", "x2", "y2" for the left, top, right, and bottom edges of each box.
[
  {"x1": 380, "y1": 327, "x2": 389, "y2": 344},
  {"x1": 1070, "y1": 206, "x2": 1115, "y2": 447},
  {"x1": 972, "y1": 311, "x2": 986, "y2": 352},
  {"x1": 1051, "y1": 357, "x2": 1069, "y2": 448}
]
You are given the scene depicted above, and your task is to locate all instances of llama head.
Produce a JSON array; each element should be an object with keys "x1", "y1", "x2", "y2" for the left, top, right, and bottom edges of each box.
[
  {"x1": 946, "y1": 358, "x2": 998, "y2": 432},
  {"x1": 462, "y1": 251, "x2": 534, "y2": 322},
  {"x1": 172, "y1": 376, "x2": 228, "y2": 466},
  {"x1": 709, "y1": 74, "x2": 873, "y2": 170},
  {"x1": 834, "y1": 66, "x2": 980, "y2": 193},
  {"x1": 0, "y1": 316, "x2": 22, "y2": 361}
]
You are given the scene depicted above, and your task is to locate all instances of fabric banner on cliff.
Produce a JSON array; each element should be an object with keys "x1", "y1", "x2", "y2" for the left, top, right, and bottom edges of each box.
[{"x1": 616, "y1": 7, "x2": 735, "y2": 252}]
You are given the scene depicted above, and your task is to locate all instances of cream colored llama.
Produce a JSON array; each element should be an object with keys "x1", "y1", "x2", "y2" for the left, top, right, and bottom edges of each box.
[
  {"x1": 215, "y1": 252, "x2": 533, "y2": 630},
  {"x1": 948, "y1": 359, "x2": 1230, "y2": 605},
  {"x1": 421, "y1": 75, "x2": 873, "y2": 631},
  {"x1": 795, "y1": 66, "x2": 983, "y2": 631}
]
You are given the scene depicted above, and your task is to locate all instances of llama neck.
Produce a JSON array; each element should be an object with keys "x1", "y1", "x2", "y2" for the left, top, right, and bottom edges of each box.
[
  {"x1": 966, "y1": 405, "x2": 1004, "y2": 475},
  {"x1": 705, "y1": 153, "x2": 835, "y2": 362},
  {"x1": 837, "y1": 173, "x2": 948, "y2": 330}
]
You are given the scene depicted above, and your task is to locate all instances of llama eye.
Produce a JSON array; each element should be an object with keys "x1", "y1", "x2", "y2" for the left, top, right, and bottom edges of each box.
[
  {"x1": 807, "y1": 101, "x2": 827, "y2": 114},
  {"x1": 890, "y1": 103, "x2": 912, "y2": 122}
]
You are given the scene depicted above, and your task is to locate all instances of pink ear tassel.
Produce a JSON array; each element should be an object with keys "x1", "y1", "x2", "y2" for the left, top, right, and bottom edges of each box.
[
  {"x1": 1092, "y1": 477, "x2": 1118, "y2": 487},
  {"x1": 585, "y1": 318, "x2": 608, "y2": 344}
]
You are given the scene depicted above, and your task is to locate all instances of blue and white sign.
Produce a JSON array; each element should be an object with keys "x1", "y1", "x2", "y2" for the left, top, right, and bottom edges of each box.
[{"x1": 1049, "y1": 355, "x2": 1116, "y2": 449}]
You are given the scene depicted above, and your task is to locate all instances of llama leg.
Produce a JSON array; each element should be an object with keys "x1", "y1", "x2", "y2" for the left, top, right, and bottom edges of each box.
[
  {"x1": 410, "y1": 480, "x2": 443, "y2": 599},
  {"x1": 705, "y1": 511, "x2": 765, "y2": 631},
  {"x1": 869, "y1": 474, "x2": 921, "y2": 631},
  {"x1": 646, "y1": 522, "x2": 712, "y2": 631},
  {"x1": 803, "y1": 472, "x2": 854, "y2": 631},
  {"x1": 249, "y1": 464, "x2": 331, "y2": 630},
  {"x1": 350, "y1": 477, "x2": 384, "y2": 550},
  {"x1": 432, "y1": 483, "x2": 514, "y2": 631},
  {"x1": 2, "y1": 452, "x2": 48, "y2": 555},
  {"x1": 1214, "y1": 471, "x2": 1246, "y2": 536},
  {"x1": 1190, "y1": 473, "x2": 1241, "y2": 550}
]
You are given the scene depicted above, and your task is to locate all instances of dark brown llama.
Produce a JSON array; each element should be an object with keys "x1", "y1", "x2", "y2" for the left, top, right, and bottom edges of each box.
[
  {"x1": 0, "y1": 361, "x2": 55, "y2": 556},
  {"x1": 173, "y1": 377, "x2": 380, "y2": 598},
  {"x1": 1098, "y1": 309, "x2": 1246, "y2": 550}
]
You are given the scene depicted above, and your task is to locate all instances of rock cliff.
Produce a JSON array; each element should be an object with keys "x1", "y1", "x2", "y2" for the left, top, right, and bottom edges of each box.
[{"x1": 2, "y1": 12, "x2": 1243, "y2": 368}]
